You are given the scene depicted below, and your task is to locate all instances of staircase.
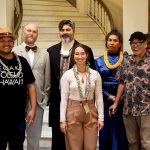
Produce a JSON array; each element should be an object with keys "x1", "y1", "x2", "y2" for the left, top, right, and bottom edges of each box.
[{"x1": 20, "y1": 0, "x2": 106, "y2": 58}]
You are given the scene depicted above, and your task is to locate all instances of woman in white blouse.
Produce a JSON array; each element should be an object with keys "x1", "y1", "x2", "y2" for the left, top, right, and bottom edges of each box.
[{"x1": 60, "y1": 43, "x2": 104, "y2": 150}]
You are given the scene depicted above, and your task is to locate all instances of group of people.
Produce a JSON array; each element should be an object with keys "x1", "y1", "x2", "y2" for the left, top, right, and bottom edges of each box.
[{"x1": 0, "y1": 19, "x2": 149, "y2": 150}]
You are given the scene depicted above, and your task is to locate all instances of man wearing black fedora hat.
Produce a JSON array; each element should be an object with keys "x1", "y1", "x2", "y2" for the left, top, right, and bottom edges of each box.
[{"x1": 0, "y1": 26, "x2": 36, "y2": 150}]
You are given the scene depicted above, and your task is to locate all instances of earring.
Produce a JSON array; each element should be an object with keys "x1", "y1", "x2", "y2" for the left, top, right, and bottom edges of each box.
[{"x1": 86, "y1": 61, "x2": 90, "y2": 67}]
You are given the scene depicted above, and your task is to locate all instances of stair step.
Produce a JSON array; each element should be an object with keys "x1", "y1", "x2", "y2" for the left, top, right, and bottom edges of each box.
[
  {"x1": 23, "y1": 16, "x2": 92, "y2": 22},
  {"x1": 35, "y1": 41, "x2": 105, "y2": 57},
  {"x1": 22, "y1": 21, "x2": 98, "y2": 28},
  {"x1": 23, "y1": 5, "x2": 77, "y2": 12},
  {"x1": 23, "y1": 0, "x2": 69, "y2": 6},
  {"x1": 36, "y1": 40, "x2": 105, "y2": 47},
  {"x1": 41, "y1": 127, "x2": 52, "y2": 138},
  {"x1": 36, "y1": 27, "x2": 102, "y2": 34},
  {"x1": 23, "y1": 27, "x2": 102, "y2": 34},
  {"x1": 22, "y1": 0, "x2": 66, "y2": 3},
  {"x1": 23, "y1": 10, "x2": 84, "y2": 16},
  {"x1": 41, "y1": 107, "x2": 51, "y2": 138},
  {"x1": 43, "y1": 107, "x2": 49, "y2": 123},
  {"x1": 36, "y1": 38, "x2": 105, "y2": 42},
  {"x1": 36, "y1": 33, "x2": 103, "y2": 40},
  {"x1": 24, "y1": 138, "x2": 52, "y2": 149}
]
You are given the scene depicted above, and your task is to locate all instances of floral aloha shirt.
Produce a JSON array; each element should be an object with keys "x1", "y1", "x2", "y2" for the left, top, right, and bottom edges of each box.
[{"x1": 116, "y1": 52, "x2": 150, "y2": 116}]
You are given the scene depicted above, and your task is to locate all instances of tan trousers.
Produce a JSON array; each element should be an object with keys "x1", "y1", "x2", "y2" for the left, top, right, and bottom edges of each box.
[
  {"x1": 123, "y1": 115, "x2": 150, "y2": 150},
  {"x1": 65, "y1": 99, "x2": 98, "y2": 150}
]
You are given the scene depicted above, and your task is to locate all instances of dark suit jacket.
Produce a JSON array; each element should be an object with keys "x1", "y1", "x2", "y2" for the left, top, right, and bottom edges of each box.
[{"x1": 47, "y1": 40, "x2": 95, "y2": 126}]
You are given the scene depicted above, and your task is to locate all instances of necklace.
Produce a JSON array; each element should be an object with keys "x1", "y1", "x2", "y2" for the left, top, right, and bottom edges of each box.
[
  {"x1": 73, "y1": 66, "x2": 91, "y2": 100},
  {"x1": 81, "y1": 77, "x2": 84, "y2": 84},
  {"x1": 0, "y1": 52, "x2": 22, "y2": 78},
  {"x1": 78, "y1": 72, "x2": 86, "y2": 84},
  {"x1": 104, "y1": 50, "x2": 123, "y2": 69}
]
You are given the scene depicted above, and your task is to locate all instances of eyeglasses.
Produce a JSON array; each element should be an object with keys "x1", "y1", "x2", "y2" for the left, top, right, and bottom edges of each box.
[{"x1": 130, "y1": 41, "x2": 144, "y2": 46}]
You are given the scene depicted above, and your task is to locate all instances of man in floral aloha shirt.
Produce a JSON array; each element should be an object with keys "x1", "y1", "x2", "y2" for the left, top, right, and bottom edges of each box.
[{"x1": 109, "y1": 31, "x2": 150, "y2": 150}]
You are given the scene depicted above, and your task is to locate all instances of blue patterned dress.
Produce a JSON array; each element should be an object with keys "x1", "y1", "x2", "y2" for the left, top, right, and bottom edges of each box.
[{"x1": 95, "y1": 52, "x2": 128, "y2": 150}]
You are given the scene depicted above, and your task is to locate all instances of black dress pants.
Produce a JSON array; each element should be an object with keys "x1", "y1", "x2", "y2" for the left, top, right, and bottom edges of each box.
[{"x1": 51, "y1": 124, "x2": 66, "y2": 150}]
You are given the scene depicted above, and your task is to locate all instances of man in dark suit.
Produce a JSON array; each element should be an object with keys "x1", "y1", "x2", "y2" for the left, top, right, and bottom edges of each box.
[{"x1": 47, "y1": 20, "x2": 96, "y2": 150}]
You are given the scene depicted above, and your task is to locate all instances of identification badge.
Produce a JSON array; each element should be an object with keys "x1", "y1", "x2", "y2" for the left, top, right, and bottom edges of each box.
[{"x1": 83, "y1": 103, "x2": 90, "y2": 114}]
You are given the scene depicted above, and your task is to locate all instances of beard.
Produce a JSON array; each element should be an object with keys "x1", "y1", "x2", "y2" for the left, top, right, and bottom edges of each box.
[
  {"x1": 61, "y1": 35, "x2": 73, "y2": 43},
  {"x1": 24, "y1": 37, "x2": 37, "y2": 45}
]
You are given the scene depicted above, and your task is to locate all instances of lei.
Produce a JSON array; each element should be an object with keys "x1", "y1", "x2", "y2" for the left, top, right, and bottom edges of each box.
[
  {"x1": 104, "y1": 50, "x2": 123, "y2": 69},
  {"x1": 0, "y1": 52, "x2": 22, "y2": 78},
  {"x1": 73, "y1": 66, "x2": 91, "y2": 100}
]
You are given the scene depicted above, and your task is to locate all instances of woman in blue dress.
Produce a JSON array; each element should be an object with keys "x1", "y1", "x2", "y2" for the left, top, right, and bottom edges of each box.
[{"x1": 95, "y1": 30, "x2": 128, "y2": 150}]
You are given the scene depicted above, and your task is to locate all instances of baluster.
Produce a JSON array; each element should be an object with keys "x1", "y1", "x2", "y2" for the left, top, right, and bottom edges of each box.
[
  {"x1": 94, "y1": 0, "x2": 96, "y2": 19},
  {"x1": 89, "y1": 0, "x2": 92, "y2": 16},
  {"x1": 97, "y1": 1, "x2": 100, "y2": 22}
]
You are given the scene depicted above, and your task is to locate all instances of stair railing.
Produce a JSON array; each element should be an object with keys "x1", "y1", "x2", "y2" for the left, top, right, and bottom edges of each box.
[
  {"x1": 14, "y1": 0, "x2": 23, "y2": 40},
  {"x1": 87, "y1": 0, "x2": 114, "y2": 35},
  {"x1": 66, "y1": 0, "x2": 76, "y2": 7}
]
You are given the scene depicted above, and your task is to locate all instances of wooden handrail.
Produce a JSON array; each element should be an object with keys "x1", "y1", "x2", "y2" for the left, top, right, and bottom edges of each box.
[
  {"x1": 87, "y1": 0, "x2": 114, "y2": 35},
  {"x1": 14, "y1": 0, "x2": 23, "y2": 39},
  {"x1": 66, "y1": 0, "x2": 76, "y2": 7}
]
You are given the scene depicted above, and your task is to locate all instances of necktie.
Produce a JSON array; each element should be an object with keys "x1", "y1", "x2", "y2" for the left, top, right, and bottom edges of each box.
[
  {"x1": 60, "y1": 55, "x2": 70, "y2": 78},
  {"x1": 25, "y1": 45, "x2": 37, "y2": 52}
]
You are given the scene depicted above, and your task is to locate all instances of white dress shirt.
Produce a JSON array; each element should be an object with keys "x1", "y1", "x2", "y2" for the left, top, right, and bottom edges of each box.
[
  {"x1": 27, "y1": 49, "x2": 35, "y2": 67},
  {"x1": 60, "y1": 67, "x2": 104, "y2": 122}
]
